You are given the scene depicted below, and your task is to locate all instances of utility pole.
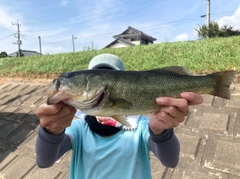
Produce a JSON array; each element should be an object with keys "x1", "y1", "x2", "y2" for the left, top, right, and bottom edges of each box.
[
  {"x1": 207, "y1": 0, "x2": 210, "y2": 37},
  {"x1": 72, "y1": 35, "x2": 77, "y2": 52},
  {"x1": 12, "y1": 20, "x2": 21, "y2": 57},
  {"x1": 38, "y1": 36, "x2": 42, "y2": 55}
]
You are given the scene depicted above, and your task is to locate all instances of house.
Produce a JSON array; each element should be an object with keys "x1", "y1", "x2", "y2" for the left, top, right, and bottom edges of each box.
[
  {"x1": 105, "y1": 26, "x2": 157, "y2": 48},
  {"x1": 8, "y1": 49, "x2": 42, "y2": 57}
]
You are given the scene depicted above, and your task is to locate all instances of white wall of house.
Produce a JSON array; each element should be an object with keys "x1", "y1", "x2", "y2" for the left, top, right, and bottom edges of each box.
[
  {"x1": 110, "y1": 42, "x2": 129, "y2": 48},
  {"x1": 131, "y1": 40, "x2": 140, "y2": 45}
]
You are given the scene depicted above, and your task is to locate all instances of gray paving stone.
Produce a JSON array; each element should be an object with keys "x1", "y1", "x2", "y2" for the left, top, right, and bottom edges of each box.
[
  {"x1": 25, "y1": 167, "x2": 63, "y2": 179},
  {"x1": 1, "y1": 106, "x2": 19, "y2": 115},
  {"x1": 1, "y1": 84, "x2": 19, "y2": 92},
  {"x1": 0, "y1": 83, "x2": 11, "y2": 90},
  {"x1": 212, "y1": 97, "x2": 227, "y2": 109},
  {"x1": 13, "y1": 95, "x2": 30, "y2": 106},
  {"x1": 150, "y1": 152, "x2": 166, "y2": 179},
  {"x1": 9, "y1": 108, "x2": 32, "y2": 123},
  {"x1": 0, "y1": 105, "x2": 7, "y2": 112},
  {"x1": 23, "y1": 95, "x2": 44, "y2": 107},
  {"x1": 201, "y1": 94, "x2": 214, "y2": 106},
  {"x1": 176, "y1": 134, "x2": 206, "y2": 162},
  {"x1": 0, "y1": 122, "x2": 19, "y2": 139},
  {"x1": 199, "y1": 113, "x2": 229, "y2": 132},
  {"x1": 0, "y1": 156, "x2": 35, "y2": 178},
  {"x1": 226, "y1": 95, "x2": 240, "y2": 108},
  {"x1": 1, "y1": 81, "x2": 240, "y2": 179},
  {"x1": 204, "y1": 140, "x2": 240, "y2": 176},
  {"x1": 8, "y1": 126, "x2": 33, "y2": 145},
  {"x1": 171, "y1": 169, "x2": 228, "y2": 179},
  {"x1": 0, "y1": 153, "x2": 18, "y2": 172}
]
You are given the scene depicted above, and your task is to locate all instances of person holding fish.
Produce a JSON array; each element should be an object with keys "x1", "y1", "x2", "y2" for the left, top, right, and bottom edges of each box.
[{"x1": 35, "y1": 54, "x2": 215, "y2": 179}]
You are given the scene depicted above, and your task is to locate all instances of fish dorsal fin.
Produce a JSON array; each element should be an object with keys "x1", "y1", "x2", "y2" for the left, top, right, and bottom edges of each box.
[{"x1": 152, "y1": 66, "x2": 193, "y2": 75}]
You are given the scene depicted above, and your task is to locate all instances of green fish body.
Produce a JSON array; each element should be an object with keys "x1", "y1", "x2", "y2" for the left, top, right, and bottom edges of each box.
[{"x1": 47, "y1": 66, "x2": 236, "y2": 126}]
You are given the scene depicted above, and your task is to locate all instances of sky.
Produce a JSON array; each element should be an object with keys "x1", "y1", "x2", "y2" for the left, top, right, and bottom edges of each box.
[{"x1": 0, "y1": 0, "x2": 240, "y2": 55}]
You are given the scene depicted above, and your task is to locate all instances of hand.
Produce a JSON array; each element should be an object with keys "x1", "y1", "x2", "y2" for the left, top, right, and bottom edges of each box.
[
  {"x1": 36, "y1": 102, "x2": 76, "y2": 134},
  {"x1": 149, "y1": 92, "x2": 203, "y2": 135}
]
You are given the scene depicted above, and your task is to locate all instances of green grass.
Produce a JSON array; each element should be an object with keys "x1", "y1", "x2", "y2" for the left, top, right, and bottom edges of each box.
[{"x1": 0, "y1": 36, "x2": 240, "y2": 78}]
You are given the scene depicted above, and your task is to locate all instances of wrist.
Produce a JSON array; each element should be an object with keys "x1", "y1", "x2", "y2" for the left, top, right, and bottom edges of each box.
[
  {"x1": 150, "y1": 128, "x2": 165, "y2": 135},
  {"x1": 44, "y1": 127, "x2": 65, "y2": 135},
  {"x1": 149, "y1": 126, "x2": 174, "y2": 143}
]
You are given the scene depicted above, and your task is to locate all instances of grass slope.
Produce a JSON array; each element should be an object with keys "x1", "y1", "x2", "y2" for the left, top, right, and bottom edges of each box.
[{"x1": 0, "y1": 36, "x2": 240, "y2": 78}]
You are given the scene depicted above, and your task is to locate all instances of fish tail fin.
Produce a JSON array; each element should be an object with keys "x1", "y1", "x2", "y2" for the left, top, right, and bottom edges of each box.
[{"x1": 212, "y1": 70, "x2": 236, "y2": 99}]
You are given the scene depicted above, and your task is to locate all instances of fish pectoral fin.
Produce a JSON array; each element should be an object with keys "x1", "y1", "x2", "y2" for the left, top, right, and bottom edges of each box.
[
  {"x1": 153, "y1": 66, "x2": 193, "y2": 75},
  {"x1": 110, "y1": 98, "x2": 132, "y2": 109},
  {"x1": 112, "y1": 115, "x2": 131, "y2": 127}
]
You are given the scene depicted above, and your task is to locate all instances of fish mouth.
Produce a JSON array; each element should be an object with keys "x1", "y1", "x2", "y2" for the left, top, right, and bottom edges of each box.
[
  {"x1": 47, "y1": 86, "x2": 106, "y2": 111},
  {"x1": 47, "y1": 77, "x2": 106, "y2": 110}
]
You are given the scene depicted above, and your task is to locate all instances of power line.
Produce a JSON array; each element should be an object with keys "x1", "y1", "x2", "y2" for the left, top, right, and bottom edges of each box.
[
  {"x1": 0, "y1": 33, "x2": 14, "y2": 40},
  {"x1": 22, "y1": 0, "x2": 161, "y2": 33}
]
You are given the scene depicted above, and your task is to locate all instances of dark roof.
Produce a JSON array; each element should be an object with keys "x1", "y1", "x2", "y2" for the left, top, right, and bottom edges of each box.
[
  {"x1": 113, "y1": 26, "x2": 157, "y2": 41},
  {"x1": 8, "y1": 50, "x2": 42, "y2": 57}
]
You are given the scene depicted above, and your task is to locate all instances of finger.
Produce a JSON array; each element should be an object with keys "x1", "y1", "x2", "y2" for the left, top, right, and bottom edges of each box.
[
  {"x1": 156, "y1": 97, "x2": 189, "y2": 116},
  {"x1": 180, "y1": 92, "x2": 203, "y2": 105},
  {"x1": 151, "y1": 111, "x2": 180, "y2": 129},
  {"x1": 40, "y1": 104, "x2": 76, "y2": 127},
  {"x1": 43, "y1": 106, "x2": 76, "y2": 134},
  {"x1": 160, "y1": 106, "x2": 185, "y2": 120},
  {"x1": 36, "y1": 102, "x2": 66, "y2": 117},
  {"x1": 52, "y1": 106, "x2": 76, "y2": 128}
]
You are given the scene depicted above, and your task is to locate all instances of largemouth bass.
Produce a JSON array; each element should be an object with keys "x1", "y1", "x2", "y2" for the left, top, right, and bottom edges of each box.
[{"x1": 47, "y1": 66, "x2": 236, "y2": 127}]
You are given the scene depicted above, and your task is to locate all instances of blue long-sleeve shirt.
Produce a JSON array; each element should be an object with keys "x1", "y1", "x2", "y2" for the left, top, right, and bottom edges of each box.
[{"x1": 36, "y1": 116, "x2": 180, "y2": 179}]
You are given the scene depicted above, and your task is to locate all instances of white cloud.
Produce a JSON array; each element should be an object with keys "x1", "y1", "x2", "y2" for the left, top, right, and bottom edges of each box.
[
  {"x1": 218, "y1": 5, "x2": 240, "y2": 29},
  {"x1": 0, "y1": 7, "x2": 23, "y2": 31},
  {"x1": 61, "y1": 0, "x2": 69, "y2": 6},
  {"x1": 43, "y1": 45, "x2": 67, "y2": 54},
  {"x1": 174, "y1": 33, "x2": 189, "y2": 41}
]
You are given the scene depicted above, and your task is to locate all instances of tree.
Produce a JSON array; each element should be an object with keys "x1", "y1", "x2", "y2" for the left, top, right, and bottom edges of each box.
[
  {"x1": 195, "y1": 21, "x2": 240, "y2": 39},
  {"x1": 0, "y1": 51, "x2": 8, "y2": 58},
  {"x1": 220, "y1": 25, "x2": 240, "y2": 37}
]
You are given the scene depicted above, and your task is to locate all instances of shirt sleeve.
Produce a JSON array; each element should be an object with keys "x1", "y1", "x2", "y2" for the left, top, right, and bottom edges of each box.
[
  {"x1": 148, "y1": 127, "x2": 180, "y2": 168},
  {"x1": 35, "y1": 126, "x2": 72, "y2": 168}
]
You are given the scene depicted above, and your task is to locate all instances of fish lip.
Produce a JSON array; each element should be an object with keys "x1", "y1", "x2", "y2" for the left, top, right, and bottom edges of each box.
[
  {"x1": 47, "y1": 90, "x2": 71, "y2": 104},
  {"x1": 47, "y1": 78, "x2": 73, "y2": 105}
]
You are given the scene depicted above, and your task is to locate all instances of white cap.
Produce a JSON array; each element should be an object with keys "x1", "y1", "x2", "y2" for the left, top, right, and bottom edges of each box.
[{"x1": 88, "y1": 54, "x2": 125, "y2": 70}]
